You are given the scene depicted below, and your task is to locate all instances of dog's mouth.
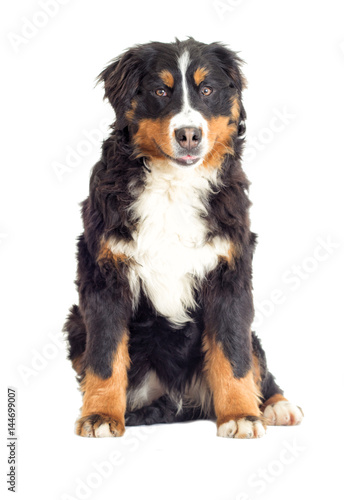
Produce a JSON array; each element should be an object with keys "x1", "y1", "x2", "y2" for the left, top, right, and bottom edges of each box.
[
  {"x1": 176, "y1": 154, "x2": 200, "y2": 166},
  {"x1": 153, "y1": 140, "x2": 201, "y2": 167}
]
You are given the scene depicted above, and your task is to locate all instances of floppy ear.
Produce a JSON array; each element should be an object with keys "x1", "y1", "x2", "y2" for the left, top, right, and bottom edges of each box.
[
  {"x1": 210, "y1": 43, "x2": 247, "y2": 91},
  {"x1": 97, "y1": 48, "x2": 142, "y2": 129},
  {"x1": 210, "y1": 43, "x2": 247, "y2": 136}
]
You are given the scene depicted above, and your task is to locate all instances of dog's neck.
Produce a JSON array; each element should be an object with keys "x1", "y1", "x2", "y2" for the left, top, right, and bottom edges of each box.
[{"x1": 142, "y1": 157, "x2": 220, "y2": 190}]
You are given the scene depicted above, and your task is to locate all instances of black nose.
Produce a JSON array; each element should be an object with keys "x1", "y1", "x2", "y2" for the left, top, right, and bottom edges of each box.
[{"x1": 175, "y1": 127, "x2": 202, "y2": 151}]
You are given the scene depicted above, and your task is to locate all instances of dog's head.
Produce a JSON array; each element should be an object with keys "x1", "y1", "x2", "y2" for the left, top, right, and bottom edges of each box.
[{"x1": 98, "y1": 38, "x2": 246, "y2": 170}]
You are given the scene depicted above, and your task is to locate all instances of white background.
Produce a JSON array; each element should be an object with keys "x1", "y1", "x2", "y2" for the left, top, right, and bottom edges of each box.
[{"x1": 1, "y1": 0, "x2": 344, "y2": 499}]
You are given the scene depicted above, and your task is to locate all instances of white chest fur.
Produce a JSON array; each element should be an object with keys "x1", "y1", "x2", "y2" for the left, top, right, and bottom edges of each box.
[{"x1": 108, "y1": 163, "x2": 230, "y2": 326}]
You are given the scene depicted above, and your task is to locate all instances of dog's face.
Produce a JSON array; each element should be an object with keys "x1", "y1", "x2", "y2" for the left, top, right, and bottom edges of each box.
[{"x1": 98, "y1": 39, "x2": 246, "y2": 169}]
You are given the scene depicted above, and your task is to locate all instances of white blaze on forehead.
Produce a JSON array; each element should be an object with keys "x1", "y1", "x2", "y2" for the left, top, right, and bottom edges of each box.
[
  {"x1": 179, "y1": 50, "x2": 191, "y2": 110},
  {"x1": 169, "y1": 51, "x2": 208, "y2": 146}
]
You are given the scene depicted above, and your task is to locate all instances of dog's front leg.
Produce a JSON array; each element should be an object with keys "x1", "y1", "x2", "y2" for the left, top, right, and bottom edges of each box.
[
  {"x1": 75, "y1": 237, "x2": 133, "y2": 437},
  {"x1": 202, "y1": 256, "x2": 265, "y2": 439}
]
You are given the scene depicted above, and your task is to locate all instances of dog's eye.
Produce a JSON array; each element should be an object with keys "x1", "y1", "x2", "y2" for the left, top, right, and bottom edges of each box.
[
  {"x1": 201, "y1": 86, "x2": 213, "y2": 96},
  {"x1": 155, "y1": 89, "x2": 167, "y2": 97}
]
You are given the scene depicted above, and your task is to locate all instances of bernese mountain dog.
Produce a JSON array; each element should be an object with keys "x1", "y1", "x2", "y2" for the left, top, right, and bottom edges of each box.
[{"x1": 64, "y1": 38, "x2": 303, "y2": 439}]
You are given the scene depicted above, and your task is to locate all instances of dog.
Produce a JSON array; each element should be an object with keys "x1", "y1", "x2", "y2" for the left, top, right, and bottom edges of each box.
[{"x1": 64, "y1": 38, "x2": 303, "y2": 438}]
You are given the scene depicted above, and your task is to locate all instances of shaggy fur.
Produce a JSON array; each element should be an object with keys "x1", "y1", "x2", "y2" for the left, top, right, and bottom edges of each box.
[{"x1": 64, "y1": 38, "x2": 303, "y2": 438}]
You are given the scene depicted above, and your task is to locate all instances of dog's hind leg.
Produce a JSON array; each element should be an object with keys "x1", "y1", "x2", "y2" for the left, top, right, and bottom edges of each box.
[
  {"x1": 125, "y1": 395, "x2": 211, "y2": 426},
  {"x1": 63, "y1": 304, "x2": 86, "y2": 375},
  {"x1": 252, "y1": 332, "x2": 304, "y2": 426}
]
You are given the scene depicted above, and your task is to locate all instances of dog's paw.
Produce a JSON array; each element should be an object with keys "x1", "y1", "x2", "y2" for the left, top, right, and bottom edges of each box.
[
  {"x1": 217, "y1": 417, "x2": 266, "y2": 439},
  {"x1": 76, "y1": 413, "x2": 125, "y2": 437},
  {"x1": 263, "y1": 401, "x2": 303, "y2": 426}
]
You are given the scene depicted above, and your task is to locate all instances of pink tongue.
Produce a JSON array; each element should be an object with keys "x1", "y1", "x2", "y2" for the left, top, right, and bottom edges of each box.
[{"x1": 180, "y1": 155, "x2": 196, "y2": 160}]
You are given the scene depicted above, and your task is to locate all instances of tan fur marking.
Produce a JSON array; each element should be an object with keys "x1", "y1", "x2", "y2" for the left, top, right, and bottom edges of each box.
[
  {"x1": 230, "y1": 96, "x2": 241, "y2": 123},
  {"x1": 219, "y1": 242, "x2": 240, "y2": 268},
  {"x1": 203, "y1": 334, "x2": 262, "y2": 427},
  {"x1": 194, "y1": 66, "x2": 209, "y2": 86},
  {"x1": 79, "y1": 333, "x2": 130, "y2": 433},
  {"x1": 159, "y1": 70, "x2": 174, "y2": 88},
  {"x1": 125, "y1": 99, "x2": 138, "y2": 123},
  {"x1": 98, "y1": 242, "x2": 128, "y2": 267},
  {"x1": 260, "y1": 394, "x2": 288, "y2": 411},
  {"x1": 133, "y1": 117, "x2": 174, "y2": 159},
  {"x1": 203, "y1": 116, "x2": 237, "y2": 169},
  {"x1": 72, "y1": 355, "x2": 84, "y2": 375},
  {"x1": 252, "y1": 354, "x2": 261, "y2": 386}
]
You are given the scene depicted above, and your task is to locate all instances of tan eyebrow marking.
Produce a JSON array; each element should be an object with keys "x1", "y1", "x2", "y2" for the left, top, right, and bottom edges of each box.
[
  {"x1": 159, "y1": 70, "x2": 174, "y2": 88},
  {"x1": 194, "y1": 66, "x2": 209, "y2": 86}
]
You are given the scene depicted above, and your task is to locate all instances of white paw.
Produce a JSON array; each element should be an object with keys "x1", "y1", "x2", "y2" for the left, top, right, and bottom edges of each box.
[
  {"x1": 94, "y1": 423, "x2": 114, "y2": 438},
  {"x1": 263, "y1": 401, "x2": 303, "y2": 426},
  {"x1": 76, "y1": 414, "x2": 125, "y2": 437},
  {"x1": 217, "y1": 417, "x2": 266, "y2": 439}
]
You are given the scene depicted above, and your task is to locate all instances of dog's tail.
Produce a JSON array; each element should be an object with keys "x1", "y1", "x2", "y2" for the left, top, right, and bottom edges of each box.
[{"x1": 63, "y1": 304, "x2": 86, "y2": 375}]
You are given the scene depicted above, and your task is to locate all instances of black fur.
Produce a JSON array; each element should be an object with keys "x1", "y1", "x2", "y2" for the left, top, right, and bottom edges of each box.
[{"x1": 64, "y1": 38, "x2": 286, "y2": 430}]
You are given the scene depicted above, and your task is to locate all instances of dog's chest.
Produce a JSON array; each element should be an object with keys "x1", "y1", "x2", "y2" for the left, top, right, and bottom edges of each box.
[{"x1": 110, "y1": 168, "x2": 229, "y2": 325}]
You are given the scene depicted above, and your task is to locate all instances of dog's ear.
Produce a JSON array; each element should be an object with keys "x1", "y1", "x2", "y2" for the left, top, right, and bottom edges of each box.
[
  {"x1": 97, "y1": 48, "x2": 142, "y2": 129},
  {"x1": 210, "y1": 43, "x2": 247, "y2": 91},
  {"x1": 210, "y1": 43, "x2": 247, "y2": 136}
]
